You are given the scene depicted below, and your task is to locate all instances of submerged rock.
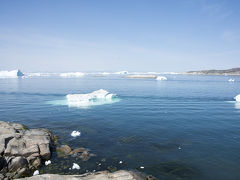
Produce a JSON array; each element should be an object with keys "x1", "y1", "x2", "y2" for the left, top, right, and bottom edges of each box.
[
  {"x1": 17, "y1": 170, "x2": 145, "y2": 180},
  {"x1": 56, "y1": 145, "x2": 96, "y2": 161},
  {"x1": 0, "y1": 121, "x2": 55, "y2": 179}
]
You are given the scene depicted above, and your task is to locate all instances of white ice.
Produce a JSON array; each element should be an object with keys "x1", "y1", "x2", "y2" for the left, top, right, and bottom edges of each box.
[
  {"x1": 71, "y1": 131, "x2": 81, "y2": 137},
  {"x1": 228, "y1": 78, "x2": 235, "y2": 82},
  {"x1": 114, "y1": 71, "x2": 128, "y2": 75},
  {"x1": 0, "y1": 69, "x2": 24, "y2": 78},
  {"x1": 45, "y1": 160, "x2": 51, "y2": 166},
  {"x1": 156, "y1": 76, "x2": 167, "y2": 80},
  {"x1": 33, "y1": 170, "x2": 39, "y2": 176},
  {"x1": 235, "y1": 94, "x2": 240, "y2": 102},
  {"x1": 60, "y1": 72, "x2": 85, "y2": 77},
  {"x1": 66, "y1": 89, "x2": 117, "y2": 107},
  {"x1": 72, "y1": 163, "x2": 80, "y2": 170}
]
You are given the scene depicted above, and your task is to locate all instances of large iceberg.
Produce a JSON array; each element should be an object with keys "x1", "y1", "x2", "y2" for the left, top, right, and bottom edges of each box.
[
  {"x1": 66, "y1": 89, "x2": 118, "y2": 107},
  {"x1": 235, "y1": 94, "x2": 240, "y2": 102},
  {"x1": 156, "y1": 76, "x2": 167, "y2": 81},
  {"x1": 0, "y1": 69, "x2": 24, "y2": 78},
  {"x1": 60, "y1": 72, "x2": 85, "y2": 77}
]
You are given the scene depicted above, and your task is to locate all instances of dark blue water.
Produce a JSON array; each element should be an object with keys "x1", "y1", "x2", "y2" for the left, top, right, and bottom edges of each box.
[{"x1": 1, "y1": 75, "x2": 240, "y2": 179}]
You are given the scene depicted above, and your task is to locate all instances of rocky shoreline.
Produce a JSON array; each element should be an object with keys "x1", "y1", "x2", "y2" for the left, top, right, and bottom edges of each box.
[{"x1": 0, "y1": 121, "x2": 152, "y2": 180}]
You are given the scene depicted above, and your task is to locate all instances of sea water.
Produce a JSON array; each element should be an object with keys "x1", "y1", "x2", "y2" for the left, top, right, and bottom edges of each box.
[{"x1": 0, "y1": 74, "x2": 240, "y2": 180}]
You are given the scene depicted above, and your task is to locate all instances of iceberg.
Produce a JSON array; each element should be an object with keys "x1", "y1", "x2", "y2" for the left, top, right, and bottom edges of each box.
[
  {"x1": 114, "y1": 71, "x2": 128, "y2": 75},
  {"x1": 67, "y1": 89, "x2": 116, "y2": 103},
  {"x1": 126, "y1": 74, "x2": 157, "y2": 79},
  {"x1": 60, "y1": 72, "x2": 85, "y2": 77},
  {"x1": 0, "y1": 69, "x2": 24, "y2": 78},
  {"x1": 156, "y1": 76, "x2": 167, "y2": 81},
  {"x1": 235, "y1": 94, "x2": 240, "y2": 102},
  {"x1": 66, "y1": 89, "x2": 118, "y2": 107}
]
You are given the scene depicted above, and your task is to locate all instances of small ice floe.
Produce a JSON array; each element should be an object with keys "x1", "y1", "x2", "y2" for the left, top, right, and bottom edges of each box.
[
  {"x1": 98, "y1": 163, "x2": 101, "y2": 166},
  {"x1": 178, "y1": 146, "x2": 182, "y2": 150},
  {"x1": 71, "y1": 131, "x2": 81, "y2": 137},
  {"x1": 72, "y1": 163, "x2": 80, "y2": 170},
  {"x1": 140, "y1": 166, "x2": 144, "y2": 169},
  {"x1": 33, "y1": 170, "x2": 39, "y2": 176},
  {"x1": 45, "y1": 160, "x2": 51, "y2": 166},
  {"x1": 156, "y1": 76, "x2": 167, "y2": 81},
  {"x1": 228, "y1": 78, "x2": 235, "y2": 82},
  {"x1": 235, "y1": 94, "x2": 240, "y2": 102},
  {"x1": 119, "y1": 161, "x2": 123, "y2": 164}
]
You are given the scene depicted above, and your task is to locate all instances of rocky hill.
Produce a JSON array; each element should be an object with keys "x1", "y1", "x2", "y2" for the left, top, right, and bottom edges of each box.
[{"x1": 184, "y1": 68, "x2": 240, "y2": 75}]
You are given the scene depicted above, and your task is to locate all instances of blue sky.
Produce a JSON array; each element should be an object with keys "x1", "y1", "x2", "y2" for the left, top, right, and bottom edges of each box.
[{"x1": 0, "y1": 0, "x2": 239, "y2": 72}]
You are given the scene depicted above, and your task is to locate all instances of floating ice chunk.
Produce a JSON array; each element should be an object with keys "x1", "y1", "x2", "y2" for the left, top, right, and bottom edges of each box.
[
  {"x1": 102, "y1": 72, "x2": 110, "y2": 75},
  {"x1": 228, "y1": 78, "x2": 235, "y2": 82},
  {"x1": 140, "y1": 166, "x2": 144, "y2": 169},
  {"x1": 119, "y1": 161, "x2": 123, "y2": 164},
  {"x1": 71, "y1": 131, "x2": 81, "y2": 137},
  {"x1": 156, "y1": 76, "x2": 167, "y2": 81},
  {"x1": 0, "y1": 69, "x2": 24, "y2": 78},
  {"x1": 114, "y1": 71, "x2": 128, "y2": 75},
  {"x1": 126, "y1": 75, "x2": 157, "y2": 79},
  {"x1": 33, "y1": 170, "x2": 39, "y2": 176},
  {"x1": 66, "y1": 89, "x2": 117, "y2": 107},
  {"x1": 235, "y1": 94, "x2": 240, "y2": 102},
  {"x1": 72, "y1": 163, "x2": 80, "y2": 170},
  {"x1": 60, "y1": 72, "x2": 85, "y2": 78},
  {"x1": 45, "y1": 160, "x2": 51, "y2": 166}
]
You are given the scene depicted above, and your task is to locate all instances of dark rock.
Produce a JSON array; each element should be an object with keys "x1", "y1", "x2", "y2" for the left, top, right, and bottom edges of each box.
[
  {"x1": 0, "y1": 156, "x2": 6, "y2": 171},
  {"x1": 8, "y1": 156, "x2": 28, "y2": 172},
  {"x1": 0, "y1": 121, "x2": 54, "y2": 179}
]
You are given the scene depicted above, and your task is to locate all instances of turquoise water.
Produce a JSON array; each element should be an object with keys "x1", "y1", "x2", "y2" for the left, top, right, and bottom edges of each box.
[{"x1": 0, "y1": 75, "x2": 240, "y2": 179}]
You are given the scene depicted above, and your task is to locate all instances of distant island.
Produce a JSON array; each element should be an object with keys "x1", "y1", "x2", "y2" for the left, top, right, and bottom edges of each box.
[{"x1": 184, "y1": 68, "x2": 240, "y2": 76}]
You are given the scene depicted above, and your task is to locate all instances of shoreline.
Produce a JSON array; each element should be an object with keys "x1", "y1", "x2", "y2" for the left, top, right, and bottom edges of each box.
[{"x1": 0, "y1": 121, "x2": 151, "y2": 180}]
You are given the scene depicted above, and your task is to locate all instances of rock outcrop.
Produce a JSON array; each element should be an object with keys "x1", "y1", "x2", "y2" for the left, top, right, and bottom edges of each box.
[
  {"x1": 17, "y1": 170, "x2": 146, "y2": 180},
  {"x1": 0, "y1": 121, "x2": 55, "y2": 179}
]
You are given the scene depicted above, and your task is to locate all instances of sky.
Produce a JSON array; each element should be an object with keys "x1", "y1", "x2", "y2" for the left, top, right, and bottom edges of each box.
[{"x1": 0, "y1": 0, "x2": 240, "y2": 72}]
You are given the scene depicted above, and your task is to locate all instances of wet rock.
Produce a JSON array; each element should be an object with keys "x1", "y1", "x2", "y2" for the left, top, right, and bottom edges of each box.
[
  {"x1": 57, "y1": 145, "x2": 72, "y2": 155},
  {"x1": 0, "y1": 121, "x2": 55, "y2": 179},
  {"x1": 17, "y1": 170, "x2": 146, "y2": 180},
  {"x1": 57, "y1": 146, "x2": 96, "y2": 161}
]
